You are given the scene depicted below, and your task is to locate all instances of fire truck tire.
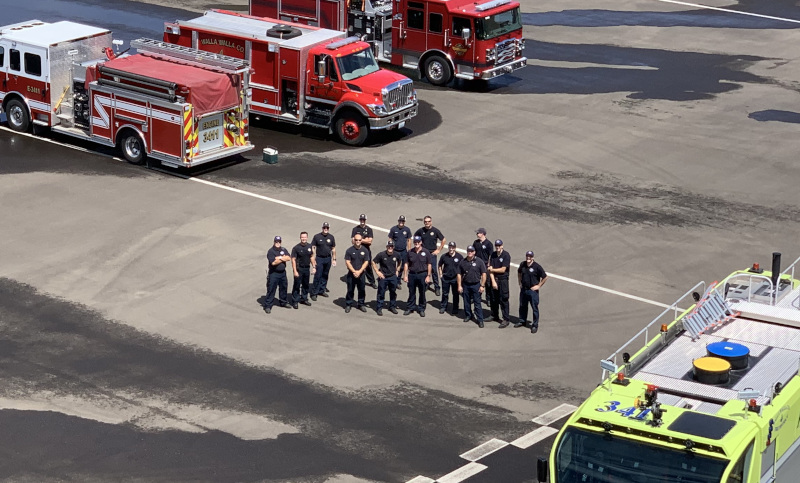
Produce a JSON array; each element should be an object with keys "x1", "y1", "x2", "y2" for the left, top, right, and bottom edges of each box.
[
  {"x1": 334, "y1": 112, "x2": 369, "y2": 146},
  {"x1": 423, "y1": 55, "x2": 452, "y2": 87},
  {"x1": 5, "y1": 99, "x2": 31, "y2": 132},
  {"x1": 119, "y1": 131, "x2": 146, "y2": 165}
]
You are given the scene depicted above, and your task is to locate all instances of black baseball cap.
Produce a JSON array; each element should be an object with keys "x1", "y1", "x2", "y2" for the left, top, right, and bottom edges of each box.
[
  {"x1": 526, "y1": 251, "x2": 534, "y2": 257},
  {"x1": 359, "y1": 214, "x2": 367, "y2": 220},
  {"x1": 448, "y1": 241, "x2": 456, "y2": 248},
  {"x1": 413, "y1": 235, "x2": 422, "y2": 242},
  {"x1": 387, "y1": 240, "x2": 395, "y2": 247},
  {"x1": 494, "y1": 239, "x2": 503, "y2": 246},
  {"x1": 398, "y1": 215, "x2": 406, "y2": 222},
  {"x1": 322, "y1": 222, "x2": 330, "y2": 228},
  {"x1": 466, "y1": 246, "x2": 476, "y2": 252},
  {"x1": 476, "y1": 228, "x2": 487, "y2": 235},
  {"x1": 274, "y1": 236, "x2": 282, "y2": 242}
]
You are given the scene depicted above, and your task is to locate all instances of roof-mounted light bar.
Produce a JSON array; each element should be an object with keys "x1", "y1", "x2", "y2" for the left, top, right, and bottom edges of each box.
[
  {"x1": 326, "y1": 36, "x2": 361, "y2": 50},
  {"x1": 475, "y1": 0, "x2": 512, "y2": 12}
]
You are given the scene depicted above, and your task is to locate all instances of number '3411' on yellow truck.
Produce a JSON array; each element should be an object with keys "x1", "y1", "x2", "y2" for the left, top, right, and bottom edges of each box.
[{"x1": 537, "y1": 252, "x2": 800, "y2": 483}]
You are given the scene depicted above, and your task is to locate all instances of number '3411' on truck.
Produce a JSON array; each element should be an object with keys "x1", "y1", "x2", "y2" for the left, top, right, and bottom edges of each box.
[{"x1": 0, "y1": 20, "x2": 253, "y2": 167}]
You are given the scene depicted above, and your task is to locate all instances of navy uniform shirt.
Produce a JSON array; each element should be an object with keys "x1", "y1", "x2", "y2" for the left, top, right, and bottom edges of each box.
[
  {"x1": 415, "y1": 226, "x2": 444, "y2": 252},
  {"x1": 472, "y1": 238, "x2": 493, "y2": 263},
  {"x1": 519, "y1": 261, "x2": 547, "y2": 289},
  {"x1": 374, "y1": 250, "x2": 401, "y2": 277},
  {"x1": 489, "y1": 250, "x2": 511, "y2": 279},
  {"x1": 351, "y1": 224, "x2": 374, "y2": 248},
  {"x1": 407, "y1": 248, "x2": 431, "y2": 273},
  {"x1": 345, "y1": 245, "x2": 369, "y2": 272},
  {"x1": 459, "y1": 257, "x2": 487, "y2": 285},
  {"x1": 438, "y1": 251, "x2": 462, "y2": 279},
  {"x1": 267, "y1": 246, "x2": 289, "y2": 273},
  {"x1": 388, "y1": 225, "x2": 412, "y2": 251},
  {"x1": 312, "y1": 232, "x2": 335, "y2": 257},
  {"x1": 291, "y1": 243, "x2": 313, "y2": 268}
]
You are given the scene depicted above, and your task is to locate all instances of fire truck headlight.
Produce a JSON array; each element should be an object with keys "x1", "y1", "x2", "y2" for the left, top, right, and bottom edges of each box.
[
  {"x1": 517, "y1": 38, "x2": 525, "y2": 54},
  {"x1": 409, "y1": 89, "x2": 417, "y2": 102},
  {"x1": 367, "y1": 103, "x2": 387, "y2": 115},
  {"x1": 486, "y1": 48, "x2": 496, "y2": 61}
]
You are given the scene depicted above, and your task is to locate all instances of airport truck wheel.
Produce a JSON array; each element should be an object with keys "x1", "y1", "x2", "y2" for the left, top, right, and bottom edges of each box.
[
  {"x1": 6, "y1": 99, "x2": 31, "y2": 132},
  {"x1": 119, "y1": 131, "x2": 145, "y2": 165},
  {"x1": 335, "y1": 112, "x2": 369, "y2": 146},
  {"x1": 423, "y1": 55, "x2": 452, "y2": 87}
]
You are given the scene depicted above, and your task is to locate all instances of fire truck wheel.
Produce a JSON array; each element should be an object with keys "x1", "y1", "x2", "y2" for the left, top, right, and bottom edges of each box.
[
  {"x1": 5, "y1": 99, "x2": 31, "y2": 132},
  {"x1": 334, "y1": 112, "x2": 368, "y2": 146},
  {"x1": 119, "y1": 131, "x2": 146, "y2": 165},
  {"x1": 423, "y1": 56, "x2": 452, "y2": 87}
]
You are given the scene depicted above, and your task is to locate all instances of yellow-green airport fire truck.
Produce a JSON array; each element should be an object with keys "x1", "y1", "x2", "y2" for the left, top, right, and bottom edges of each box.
[{"x1": 537, "y1": 252, "x2": 800, "y2": 483}]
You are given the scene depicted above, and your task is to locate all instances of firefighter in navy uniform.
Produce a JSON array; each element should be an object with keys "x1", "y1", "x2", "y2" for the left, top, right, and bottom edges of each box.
[
  {"x1": 404, "y1": 235, "x2": 431, "y2": 317},
  {"x1": 352, "y1": 214, "x2": 376, "y2": 288},
  {"x1": 472, "y1": 227, "x2": 493, "y2": 304},
  {"x1": 264, "y1": 236, "x2": 291, "y2": 313},
  {"x1": 344, "y1": 234, "x2": 370, "y2": 313},
  {"x1": 373, "y1": 240, "x2": 401, "y2": 315},
  {"x1": 388, "y1": 215, "x2": 412, "y2": 289},
  {"x1": 437, "y1": 241, "x2": 461, "y2": 315},
  {"x1": 488, "y1": 239, "x2": 512, "y2": 328},
  {"x1": 517, "y1": 251, "x2": 549, "y2": 333},
  {"x1": 311, "y1": 222, "x2": 336, "y2": 300},
  {"x1": 290, "y1": 231, "x2": 315, "y2": 309},
  {"x1": 414, "y1": 216, "x2": 445, "y2": 296},
  {"x1": 458, "y1": 246, "x2": 487, "y2": 328}
]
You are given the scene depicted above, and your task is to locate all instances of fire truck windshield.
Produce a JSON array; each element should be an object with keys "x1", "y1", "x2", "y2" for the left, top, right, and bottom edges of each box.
[
  {"x1": 554, "y1": 428, "x2": 728, "y2": 483},
  {"x1": 474, "y1": 7, "x2": 522, "y2": 40},
  {"x1": 337, "y1": 48, "x2": 380, "y2": 81}
]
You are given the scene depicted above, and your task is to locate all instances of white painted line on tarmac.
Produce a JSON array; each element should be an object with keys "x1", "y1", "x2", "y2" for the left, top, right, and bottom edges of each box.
[
  {"x1": 406, "y1": 476, "x2": 435, "y2": 483},
  {"x1": 0, "y1": 125, "x2": 672, "y2": 310},
  {"x1": 510, "y1": 426, "x2": 559, "y2": 449},
  {"x1": 532, "y1": 403, "x2": 578, "y2": 426},
  {"x1": 459, "y1": 437, "x2": 509, "y2": 462},
  {"x1": 437, "y1": 462, "x2": 488, "y2": 483},
  {"x1": 654, "y1": 0, "x2": 800, "y2": 24}
]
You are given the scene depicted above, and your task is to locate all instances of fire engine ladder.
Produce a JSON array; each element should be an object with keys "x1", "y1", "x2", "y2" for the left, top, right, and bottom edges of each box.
[
  {"x1": 130, "y1": 38, "x2": 250, "y2": 74},
  {"x1": 682, "y1": 282, "x2": 740, "y2": 340}
]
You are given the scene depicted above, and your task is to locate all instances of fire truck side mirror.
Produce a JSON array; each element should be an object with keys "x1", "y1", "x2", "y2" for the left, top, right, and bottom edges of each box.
[
  {"x1": 461, "y1": 27, "x2": 471, "y2": 40},
  {"x1": 317, "y1": 59, "x2": 327, "y2": 82},
  {"x1": 536, "y1": 457, "x2": 548, "y2": 482}
]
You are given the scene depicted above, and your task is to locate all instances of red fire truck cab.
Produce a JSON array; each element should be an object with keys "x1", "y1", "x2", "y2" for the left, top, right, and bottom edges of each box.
[
  {"x1": 164, "y1": 10, "x2": 418, "y2": 146},
  {"x1": 0, "y1": 20, "x2": 253, "y2": 167},
  {"x1": 250, "y1": 0, "x2": 527, "y2": 86}
]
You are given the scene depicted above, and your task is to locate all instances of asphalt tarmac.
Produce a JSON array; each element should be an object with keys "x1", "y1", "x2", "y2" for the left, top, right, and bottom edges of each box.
[{"x1": 2, "y1": 0, "x2": 800, "y2": 481}]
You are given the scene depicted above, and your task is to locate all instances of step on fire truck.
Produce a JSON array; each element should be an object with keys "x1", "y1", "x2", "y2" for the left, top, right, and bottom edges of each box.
[
  {"x1": 164, "y1": 10, "x2": 417, "y2": 146},
  {"x1": 0, "y1": 20, "x2": 253, "y2": 167},
  {"x1": 537, "y1": 252, "x2": 800, "y2": 483},
  {"x1": 249, "y1": 0, "x2": 527, "y2": 86}
]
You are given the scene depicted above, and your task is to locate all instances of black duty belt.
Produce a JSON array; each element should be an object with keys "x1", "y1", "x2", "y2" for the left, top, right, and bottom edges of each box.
[
  {"x1": 316, "y1": 255, "x2": 331, "y2": 258},
  {"x1": 411, "y1": 271, "x2": 428, "y2": 274}
]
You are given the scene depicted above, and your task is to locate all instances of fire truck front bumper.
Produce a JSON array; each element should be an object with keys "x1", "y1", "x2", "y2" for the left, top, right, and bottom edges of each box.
[
  {"x1": 369, "y1": 103, "x2": 418, "y2": 130},
  {"x1": 479, "y1": 57, "x2": 528, "y2": 79}
]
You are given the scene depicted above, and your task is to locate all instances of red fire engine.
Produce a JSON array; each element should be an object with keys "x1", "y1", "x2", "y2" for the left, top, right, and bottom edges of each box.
[
  {"x1": 250, "y1": 0, "x2": 527, "y2": 86},
  {"x1": 163, "y1": 10, "x2": 417, "y2": 146},
  {"x1": 0, "y1": 20, "x2": 253, "y2": 167}
]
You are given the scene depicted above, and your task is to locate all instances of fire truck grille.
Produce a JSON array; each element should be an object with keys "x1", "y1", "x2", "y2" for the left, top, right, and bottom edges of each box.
[
  {"x1": 383, "y1": 79, "x2": 414, "y2": 113},
  {"x1": 496, "y1": 38, "x2": 517, "y2": 64}
]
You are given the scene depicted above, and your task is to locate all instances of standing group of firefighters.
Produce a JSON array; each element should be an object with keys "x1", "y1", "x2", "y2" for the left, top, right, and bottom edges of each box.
[{"x1": 264, "y1": 215, "x2": 548, "y2": 333}]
